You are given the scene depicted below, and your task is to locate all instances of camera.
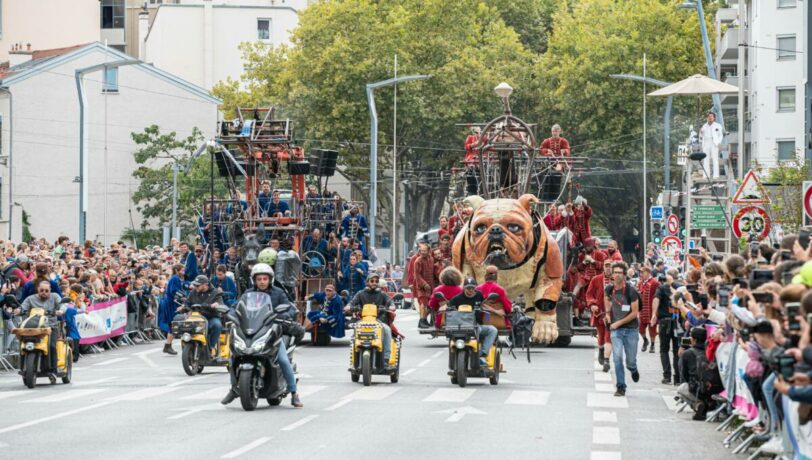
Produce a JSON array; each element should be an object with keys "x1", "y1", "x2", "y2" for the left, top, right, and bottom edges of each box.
[
  {"x1": 750, "y1": 241, "x2": 759, "y2": 258},
  {"x1": 787, "y1": 302, "x2": 801, "y2": 332},
  {"x1": 766, "y1": 353, "x2": 797, "y2": 381},
  {"x1": 799, "y1": 228, "x2": 811, "y2": 251},
  {"x1": 752, "y1": 291, "x2": 774, "y2": 304},
  {"x1": 740, "y1": 327, "x2": 751, "y2": 342},
  {"x1": 749, "y1": 269, "x2": 774, "y2": 290},
  {"x1": 718, "y1": 286, "x2": 730, "y2": 308},
  {"x1": 732, "y1": 277, "x2": 749, "y2": 289},
  {"x1": 680, "y1": 336, "x2": 692, "y2": 347}
]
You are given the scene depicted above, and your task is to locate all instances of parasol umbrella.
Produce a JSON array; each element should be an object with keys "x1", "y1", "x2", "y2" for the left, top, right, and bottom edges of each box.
[{"x1": 647, "y1": 73, "x2": 738, "y2": 96}]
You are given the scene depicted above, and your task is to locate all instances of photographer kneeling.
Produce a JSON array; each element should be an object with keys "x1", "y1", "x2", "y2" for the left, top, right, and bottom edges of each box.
[{"x1": 678, "y1": 326, "x2": 721, "y2": 420}]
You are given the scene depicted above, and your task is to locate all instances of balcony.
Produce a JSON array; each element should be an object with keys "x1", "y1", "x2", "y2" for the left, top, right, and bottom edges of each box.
[
  {"x1": 717, "y1": 27, "x2": 739, "y2": 64},
  {"x1": 720, "y1": 74, "x2": 743, "y2": 104}
]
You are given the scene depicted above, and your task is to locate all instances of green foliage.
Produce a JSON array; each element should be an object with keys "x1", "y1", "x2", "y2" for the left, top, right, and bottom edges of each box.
[
  {"x1": 485, "y1": 0, "x2": 558, "y2": 54},
  {"x1": 120, "y1": 227, "x2": 163, "y2": 248},
  {"x1": 21, "y1": 209, "x2": 32, "y2": 243},
  {"x1": 534, "y1": 0, "x2": 709, "y2": 241},
  {"x1": 760, "y1": 155, "x2": 811, "y2": 233},
  {"x1": 130, "y1": 125, "x2": 225, "y2": 238}
]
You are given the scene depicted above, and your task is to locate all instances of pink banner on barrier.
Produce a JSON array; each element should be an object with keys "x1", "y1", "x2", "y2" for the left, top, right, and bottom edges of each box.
[{"x1": 78, "y1": 297, "x2": 128, "y2": 345}]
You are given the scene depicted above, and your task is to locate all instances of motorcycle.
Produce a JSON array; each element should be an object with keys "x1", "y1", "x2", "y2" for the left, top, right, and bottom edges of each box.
[
  {"x1": 12, "y1": 307, "x2": 73, "y2": 388},
  {"x1": 349, "y1": 303, "x2": 401, "y2": 386},
  {"x1": 445, "y1": 298, "x2": 503, "y2": 388},
  {"x1": 227, "y1": 292, "x2": 297, "y2": 411},
  {"x1": 172, "y1": 303, "x2": 230, "y2": 376}
]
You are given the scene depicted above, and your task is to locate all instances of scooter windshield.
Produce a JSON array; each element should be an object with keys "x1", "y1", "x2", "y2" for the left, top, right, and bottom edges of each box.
[{"x1": 235, "y1": 292, "x2": 274, "y2": 332}]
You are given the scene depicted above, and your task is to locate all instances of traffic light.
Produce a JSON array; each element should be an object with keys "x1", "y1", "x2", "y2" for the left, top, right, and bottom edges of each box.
[
  {"x1": 678, "y1": 206, "x2": 687, "y2": 237},
  {"x1": 651, "y1": 221, "x2": 663, "y2": 244}
]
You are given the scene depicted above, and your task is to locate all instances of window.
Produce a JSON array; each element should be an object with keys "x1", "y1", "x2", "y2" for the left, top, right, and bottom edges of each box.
[
  {"x1": 101, "y1": 0, "x2": 125, "y2": 29},
  {"x1": 778, "y1": 0, "x2": 796, "y2": 8},
  {"x1": 103, "y1": 68, "x2": 118, "y2": 93},
  {"x1": 257, "y1": 19, "x2": 271, "y2": 41},
  {"x1": 777, "y1": 35, "x2": 796, "y2": 60},
  {"x1": 777, "y1": 140, "x2": 796, "y2": 161},
  {"x1": 778, "y1": 87, "x2": 795, "y2": 112}
]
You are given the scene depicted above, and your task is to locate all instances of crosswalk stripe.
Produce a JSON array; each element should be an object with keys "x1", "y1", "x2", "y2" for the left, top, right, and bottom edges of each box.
[
  {"x1": 0, "y1": 391, "x2": 29, "y2": 401},
  {"x1": 593, "y1": 411, "x2": 617, "y2": 423},
  {"x1": 592, "y1": 426, "x2": 621, "y2": 444},
  {"x1": 423, "y1": 388, "x2": 475, "y2": 403},
  {"x1": 587, "y1": 392, "x2": 628, "y2": 409},
  {"x1": 504, "y1": 390, "x2": 549, "y2": 406},
  {"x1": 661, "y1": 393, "x2": 680, "y2": 411},
  {"x1": 343, "y1": 386, "x2": 401, "y2": 401},
  {"x1": 22, "y1": 388, "x2": 107, "y2": 403},
  {"x1": 75, "y1": 377, "x2": 119, "y2": 387},
  {"x1": 93, "y1": 358, "x2": 128, "y2": 367},
  {"x1": 107, "y1": 387, "x2": 182, "y2": 401}
]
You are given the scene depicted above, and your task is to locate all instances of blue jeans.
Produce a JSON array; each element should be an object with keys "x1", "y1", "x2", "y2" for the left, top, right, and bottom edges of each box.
[
  {"x1": 478, "y1": 325, "x2": 498, "y2": 358},
  {"x1": 610, "y1": 327, "x2": 639, "y2": 390},
  {"x1": 277, "y1": 341, "x2": 297, "y2": 393},
  {"x1": 207, "y1": 317, "x2": 223, "y2": 353},
  {"x1": 762, "y1": 372, "x2": 779, "y2": 432},
  {"x1": 381, "y1": 323, "x2": 392, "y2": 362}
]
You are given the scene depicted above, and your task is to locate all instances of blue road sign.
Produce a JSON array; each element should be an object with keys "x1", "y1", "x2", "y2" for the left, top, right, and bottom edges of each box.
[{"x1": 650, "y1": 206, "x2": 664, "y2": 220}]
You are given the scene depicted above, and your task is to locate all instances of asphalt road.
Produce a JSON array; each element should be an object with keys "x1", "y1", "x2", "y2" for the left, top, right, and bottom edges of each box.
[{"x1": 0, "y1": 309, "x2": 737, "y2": 460}]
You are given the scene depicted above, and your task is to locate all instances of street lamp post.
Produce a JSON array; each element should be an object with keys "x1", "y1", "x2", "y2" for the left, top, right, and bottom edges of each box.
[{"x1": 366, "y1": 73, "x2": 431, "y2": 258}]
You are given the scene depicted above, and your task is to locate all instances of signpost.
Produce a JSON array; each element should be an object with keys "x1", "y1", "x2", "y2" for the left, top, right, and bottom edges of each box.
[
  {"x1": 667, "y1": 214, "x2": 679, "y2": 235},
  {"x1": 804, "y1": 181, "x2": 812, "y2": 226},
  {"x1": 691, "y1": 204, "x2": 726, "y2": 229},
  {"x1": 732, "y1": 169, "x2": 770, "y2": 205},
  {"x1": 661, "y1": 235, "x2": 682, "y2": 268},
  {"x1": 733, "y1": 205, "x2": 771, "y2": 241},
  {"x1": 650, "y1": 206, "x2": 664, "y2": 220}
]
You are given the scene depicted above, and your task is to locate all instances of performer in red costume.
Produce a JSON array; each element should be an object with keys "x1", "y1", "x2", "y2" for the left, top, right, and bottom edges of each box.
[
  {"x1": 540, "y1": 124, "x2": 571, "y2": 170},
  {"x1": 605, "y1": 240, "x2": 623, "y2": 261},
  {"x1": 543, "y1": 204, "x2": 564, "y2": 231},
  {"x1": 566, "y1": 196, "x2": 592, "y2": 247},
  {"x1": 636, "y1": 265, "x2": 660, "y2": 354},
  {"x1": 571, "y1": 237, "x2": 606, "y2": 326},
  {"x1": 586, "y1": 259, "x2": 614, "y2": 372},
  {"x1": 463, "y1": 127, "x2": 482, "y2": 195}
]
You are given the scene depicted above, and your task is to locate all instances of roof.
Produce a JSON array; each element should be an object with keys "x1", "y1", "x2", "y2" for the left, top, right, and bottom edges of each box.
[{"x1": 0, "y1": 42, "x2": 221, "y2": 105}]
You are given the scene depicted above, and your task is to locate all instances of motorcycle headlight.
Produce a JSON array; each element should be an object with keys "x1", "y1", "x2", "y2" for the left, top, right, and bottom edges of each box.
[
  {"x1": 24, "y1": 342, "x2": 35, "y2": 351},
  {"x1": 251, "y1": 329, "x2": 274, "y2": 352},
  {"x1": 233, "y1": 333, "x2": 247, "y2": 351},
  {"x1": 455, "y1": 339, "x2": 466, "y2": 350},
  {"x1": 181, "y1": 333, "x2": 192, "y2": 342}
]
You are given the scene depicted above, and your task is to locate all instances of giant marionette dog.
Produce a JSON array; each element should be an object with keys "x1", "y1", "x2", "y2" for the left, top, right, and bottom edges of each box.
[{"x1": 452, "y1": 194, "x2": 563, "y2": 344}]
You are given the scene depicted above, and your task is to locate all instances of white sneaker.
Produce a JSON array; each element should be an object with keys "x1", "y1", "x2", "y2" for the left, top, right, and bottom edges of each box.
[{"x1": 759, "y1": 435, "x2": 783, "y2": 455}]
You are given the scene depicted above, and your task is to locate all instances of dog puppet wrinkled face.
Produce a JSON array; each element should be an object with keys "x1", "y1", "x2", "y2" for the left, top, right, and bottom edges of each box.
[{"x1": 467, "y1": 195, "x2": 537, "y2": 269}]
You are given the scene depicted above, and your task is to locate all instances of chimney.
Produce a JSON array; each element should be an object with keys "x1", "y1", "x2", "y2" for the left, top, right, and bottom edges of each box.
[
  {"x1": 138, "y1": 10, "x2": 150, "y2": 60},
  {"x1": 9, "y1": 43, "x2": 33, "y2": 66}
]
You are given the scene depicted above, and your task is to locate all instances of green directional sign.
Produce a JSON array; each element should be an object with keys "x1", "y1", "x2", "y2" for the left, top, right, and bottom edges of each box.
[{"x1": 691, "y1": 205, "x2": 726, "y2": 229}]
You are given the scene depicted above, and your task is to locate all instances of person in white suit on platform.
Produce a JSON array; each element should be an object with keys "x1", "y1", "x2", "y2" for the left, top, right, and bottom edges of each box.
[{"x1": 699, "y1": 111, "x2": 723, "y2": 178}]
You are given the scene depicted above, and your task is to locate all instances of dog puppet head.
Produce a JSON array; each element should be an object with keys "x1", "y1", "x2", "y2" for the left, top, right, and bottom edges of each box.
[{"x1": 465, "y1": 194, "x2": 539, "y2": 269}]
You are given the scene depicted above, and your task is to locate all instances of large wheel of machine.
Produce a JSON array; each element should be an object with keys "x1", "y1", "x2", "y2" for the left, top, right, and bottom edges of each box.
[
  {"x1": 489, "y1": 352, "x2": 500, "y2": 386},
  {"x1": 181, "y1": 342, "x2": 201, "y2": 376},
  {"x1": 23, "y1": 352, "x2": 38, "y2": 389},
  {"x1": 361, "y1": 351, "x2": 372, "y2": 387},
  {"x1": 455, "y1": 351, "x2": 468, "y2": 388},
  {"x1": 238, "y1": 369, "x2": 259, "y2": 411}
]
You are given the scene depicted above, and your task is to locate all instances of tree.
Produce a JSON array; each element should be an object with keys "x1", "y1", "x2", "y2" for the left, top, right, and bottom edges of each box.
[
  {"x1": 213, "y1": 0, "x2": 537, "y2": 251},
  {"x1": 760, "y1": 155, "x2": 811, "y2": 234},
  {"x1": 130, "y1": 125, "x2": 225, "y2": 240},
  {"x1": 533, "y1": 0, "x2": 710, "y2": 252},
  {"x1": 485, "y1": 0, "x2": 558, "y2": 54}
]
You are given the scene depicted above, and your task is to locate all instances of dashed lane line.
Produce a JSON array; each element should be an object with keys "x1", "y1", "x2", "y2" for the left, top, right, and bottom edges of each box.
[
  {"x1": 281, "y1": 414, "x2": 319, "y2": 431},
  {"x1": 220, "y1": 437, "x2": 272, "y2": 459}
]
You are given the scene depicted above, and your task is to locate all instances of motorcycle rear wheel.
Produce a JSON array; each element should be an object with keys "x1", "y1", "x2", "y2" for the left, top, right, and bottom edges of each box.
[
  {"x1": 23, "y1": 352, "x2": 38, "y2": 389},
  {"x1": 238, "y1": 370, "x2": 259, "y2": 411},
  {"x1": 489, "y1": 352, "x2": 500, "y2": 386}
]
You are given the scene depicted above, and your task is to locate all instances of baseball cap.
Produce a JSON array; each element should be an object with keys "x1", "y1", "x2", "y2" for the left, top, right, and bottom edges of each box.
[
  {"x1": 464, "y1": 277, "x2": 477, "y2": 288},
  {"x1": 191, "y1": 275, "x2": 209, "y2": 286}
]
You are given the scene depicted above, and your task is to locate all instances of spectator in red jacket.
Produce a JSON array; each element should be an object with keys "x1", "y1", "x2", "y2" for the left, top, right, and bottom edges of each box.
[
  {"x1": 587, "y1": 260, "x2": 614, "y2": 372},
  {"x1": 427, "y1": 267, "x2": 464, "y2": 329}
]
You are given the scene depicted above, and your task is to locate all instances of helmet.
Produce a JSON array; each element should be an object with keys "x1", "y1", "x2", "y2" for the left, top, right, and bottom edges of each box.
[
  {"x1": 250, "y1": 263, "x2": 274, "y2": 281},
  {"x1": 257, "y1": 248, "x2": 278, "y2": 266}
]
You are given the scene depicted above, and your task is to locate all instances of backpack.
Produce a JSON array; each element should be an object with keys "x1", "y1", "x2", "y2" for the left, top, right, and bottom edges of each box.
[{"x1": 695, "y1": 350, "x2": 724, "y2": 397}]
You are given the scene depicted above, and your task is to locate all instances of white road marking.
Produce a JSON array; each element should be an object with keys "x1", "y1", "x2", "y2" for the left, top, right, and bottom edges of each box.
[
  {"x1": 594, "y1": 362, "x2": 603, "y2": 370},
  {"x1": 22, "y1": 388, "x2": 107, "y2": 403},
  {"x1": 431, "y1": 350, "x2": 444, "y2": 358},
  {"x1": 168, "y1": 403, "x2": 224, "y2": 420},
  {"x1": 296, "y1": 385, "x2": 327, "y2": 397},
  {"x1": 92, "y1": 358, "x2": 128, "y2": 367},
  {"x1": 401, "y1": 369, "x2": 417, "y2": 376},
  {"x1": 423, "y1": 388, "x2": 475, "y2": 403},
  {"x1": 504, "y1": 390, "x2": 549, "y2": 406},
  {"x1": 324, "y1": 399, "x2": 353, "y2": 411},
  {"x1": 592, "y1": 426, "x2": 621, "y2": 444},
  {"x1": 181, "y1": 386, "x2": 231, "y2": 400},
  {"x1": 167, "y1": 374, "x2": 216, "y2": 387},
  {"x1": 417, "y1": 359, "x2": 432, "y2": 367},
  {"x1": 343, "y1": 386, "x2": 401, "y2": 401},
  {"x1": 593, "y1": 411, "x2": 618, "y2": 423},
  {"x1": 661, "y1": 393, "x2": 680, "y2": 411},
  {"x1": 134, "y1": 347, "x2": 163, "y2": 357},
  {"x1": 587, "y1": 392, "x2": 628, "y2": 409},
  {"x1": 0, "y1": 401, "x2": 113, "y2": 434},
  {"x1": 590, "y1": 452, "x2": 622, "y2": 460},
  {"x1": 595, "y1": 383, "x2": 616, "y2": 393},
  {"x1": 436, "y1": 406, "x2": 486, "y2": 422},
  {"x1": 107, "y1": 386, "x2": 182, "y2": 401},
  {"x1": 0, "y1": 391, "x2": 29, "y2": 401},
  {"x1": 220, "y1": 437, "x2": 272, "y2": 459},
  {"x1": 594, "y1": 373, "x2": 612, "y2": 382},
  {"x1": 281, "y1": 414, "x2": 319, "y2": 431},
  {"x1": 74, "y1": 377, "x2": 119, "y2": 387}
]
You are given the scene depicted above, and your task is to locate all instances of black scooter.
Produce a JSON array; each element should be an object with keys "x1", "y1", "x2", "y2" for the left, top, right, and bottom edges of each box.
[{"x1": 227, "y1": 292, "x2": 297, "y2": 411}]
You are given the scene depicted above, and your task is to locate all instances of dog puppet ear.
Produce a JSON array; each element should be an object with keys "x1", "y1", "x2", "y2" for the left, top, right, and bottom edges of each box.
[
  {"x1": 517, "y1": 194, "x2": 539, "y2": 212},
  {"x1": 463, "y1": 195, "x2": 484, "y2": 211}
]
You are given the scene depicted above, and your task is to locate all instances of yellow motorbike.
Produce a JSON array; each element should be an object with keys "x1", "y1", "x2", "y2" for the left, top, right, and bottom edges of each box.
[
  {"x1": 172, "y1": 304, "x2": 230, "y2": 376},
  {"x1": 349, "y1": 304, "x2": 401, "y2": 386},
  {"x1": 13, "y1": 307, "x2": 73, "y2": 388},
  {"x1": 445, "y1": 305, "x2": 502, "y2": 387}
]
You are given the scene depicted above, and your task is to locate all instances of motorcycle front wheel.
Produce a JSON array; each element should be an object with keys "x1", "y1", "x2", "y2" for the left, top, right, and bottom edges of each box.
[
  {"x1": 361, "y1": 351, "x2": 372, "y2": 387},
  {"x1": 238, "y1": 369, "x2": 259, "y2": 411},
  {"x1": 23, "y1": 352, "x2": 38, "y2": 389},
  {"x1": 455, "y1": 350, "x2": 467, "y2": 388},
  {"x1": 181, "y1": 342, "x2": 201, "y2": 376}
]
